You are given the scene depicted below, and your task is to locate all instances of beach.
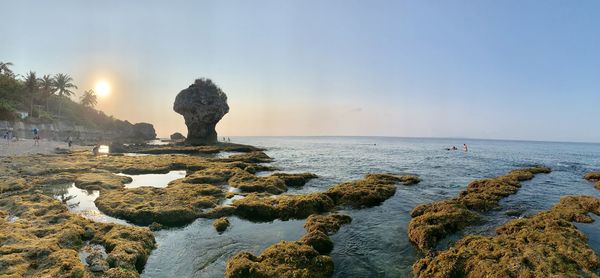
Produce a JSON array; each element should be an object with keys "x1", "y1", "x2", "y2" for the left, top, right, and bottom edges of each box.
[{"x1": 0, "y1": 138, "x2": 86, "y2": 156}]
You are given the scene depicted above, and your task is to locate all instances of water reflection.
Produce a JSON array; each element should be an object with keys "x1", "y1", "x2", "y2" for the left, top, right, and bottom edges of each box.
[
  {"x1": 142, "y1": 217, "x2": 305, "y2": 277},
  {"x1": 39, "y1": 183, "x2": 128, "y2": 225},
  {"x1": 117, "y1": 170, "x2": 187, "y2": 188}
]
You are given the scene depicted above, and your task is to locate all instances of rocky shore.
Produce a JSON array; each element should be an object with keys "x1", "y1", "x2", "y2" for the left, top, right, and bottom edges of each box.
[
  {"x1": 0, "y1": 120, "x2": 157, "y2": 143},
  {"x1": 1, "y1": 142, "x2": 599, "y2": 277}
]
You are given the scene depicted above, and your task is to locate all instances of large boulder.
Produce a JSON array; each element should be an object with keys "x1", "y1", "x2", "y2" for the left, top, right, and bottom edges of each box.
[
  {"x1": 132, "y1": 122, "x2": 156, "y2": 140},
  {"x1": 170, "y1": 132, "x2": 186, "y2": 140},
  {"x1": 173, "y1": 78, "x2": 229, "y2": 145}
]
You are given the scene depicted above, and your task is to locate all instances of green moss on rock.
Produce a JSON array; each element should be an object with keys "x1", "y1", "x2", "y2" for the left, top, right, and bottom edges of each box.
[
  {"x1": 225, "y1": 241, "x2": 333, "y2": 278},
  {"x1": 225, "y1": 213, "x2": 352, "y2": 277},
  {"x1": 413, "y1": 195, "x2": 600, "y2": 278},
  {"x1": 213, "y1": 217, "x2": 230, "y2": 233},
  {"x1": 326, "y1": 173, "x2": 420, "y2": 208},
  {"x1": 228, "y1": 170, "x2": 288, "y2": 194},
  {"x1": 304, "y1": 214, "x2": 352, "y2": 235},
  {"x1": 0, "y1": 193, "x2": 155, "y2": 277},
  {"x1": 232, "y1": 193, "x2": 335, "y2": 222},
  {"x1": 271, "y1": 173, "x2": 318, "y2": 187},
  {"x1": 95, "y1": 182, "x2": 223, "y2": 226},
  {"x1": 408, "y1": 166, "x2": 551, "y2": 251},
  {"x1": 584, "y1": 172, "x2": 600, "y2": 190}
]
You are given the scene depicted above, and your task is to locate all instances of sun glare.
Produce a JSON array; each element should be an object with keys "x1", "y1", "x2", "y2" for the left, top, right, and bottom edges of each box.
[{"x1": 95, "y1": 80, "x2": 110, "y2": 97}]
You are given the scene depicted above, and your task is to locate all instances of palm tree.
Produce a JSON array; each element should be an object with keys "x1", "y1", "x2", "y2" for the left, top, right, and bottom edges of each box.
[
  {"x1": 23, "y1": 71, "x2": 40, "y2": 117},
  {"x1": 0, "y1": 62, "x2": 14, "y2": 76},
  {"x1": 53, "y1": 73, "x2": 77, "y2": 118},
  {"x1": 80, "y1": 89, "x2": 98, "y2": 108},
  {"x1": 39, "y1": 75, "x2": 56, "y2": 113}
]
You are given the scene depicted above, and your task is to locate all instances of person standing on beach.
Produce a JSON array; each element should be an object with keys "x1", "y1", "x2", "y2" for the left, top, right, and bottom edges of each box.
[
  {"x1": 463, "y1": 144, "x2": 468, "y2": 152},
  {"x1": 33, "y1": 128, "x2": 40, "y2": 146},
  {"x1": 67, "y1": 136, "x2": 73, "y2": 148},
  {"x1": 92, "y1": 144, "x2": 100, "y2": 156}
]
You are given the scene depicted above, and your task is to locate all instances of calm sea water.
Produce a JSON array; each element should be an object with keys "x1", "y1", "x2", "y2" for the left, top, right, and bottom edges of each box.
[{"x1": 142, "y1": 137, "x2": 600, "y2": 278}]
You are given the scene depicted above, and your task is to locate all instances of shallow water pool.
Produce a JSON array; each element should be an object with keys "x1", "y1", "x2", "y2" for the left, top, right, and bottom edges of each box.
[
  {"x1": 40, "y1": 183, "x2": 128, "y2": 225},
  {"x1": 117, "y1": 170, "x2": 187, "y2": 188}
]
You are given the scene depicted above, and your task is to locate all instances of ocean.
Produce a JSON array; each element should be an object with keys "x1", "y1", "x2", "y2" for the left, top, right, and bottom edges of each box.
[{"x1": 141, "y1": 136, "x2": 600, "y2": 277}]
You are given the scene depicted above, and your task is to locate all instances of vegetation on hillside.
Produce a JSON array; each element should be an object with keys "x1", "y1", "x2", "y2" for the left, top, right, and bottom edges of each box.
[{"x1": 0, "y1": 61, "x2": 131, "y2": 130}]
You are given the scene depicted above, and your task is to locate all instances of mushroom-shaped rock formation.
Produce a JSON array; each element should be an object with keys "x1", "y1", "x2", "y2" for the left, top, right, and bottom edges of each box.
[{"x1": 173, "y1": 78, "x2": 229, "y2": 145}]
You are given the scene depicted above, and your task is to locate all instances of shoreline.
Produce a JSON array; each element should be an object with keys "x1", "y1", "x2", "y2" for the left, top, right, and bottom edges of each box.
[
  {"x1": 0, "y1": 138, "x2": 87, "y2": 157},
  {"x1": 0, "y1": 140, "x2": 599, "y2": 277}
]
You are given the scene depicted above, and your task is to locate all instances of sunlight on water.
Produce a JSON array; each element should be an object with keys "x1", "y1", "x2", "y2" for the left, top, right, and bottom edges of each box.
[
  {"x1": 98, "y1": 145, "x2": 109, "y2": 154},
  {"x1": 117, "y1": 170, "x2": 187, "y2": 188}
]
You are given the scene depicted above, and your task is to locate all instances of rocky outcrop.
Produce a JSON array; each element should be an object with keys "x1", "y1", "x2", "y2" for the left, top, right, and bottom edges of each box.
[
  {"x1": 173, "y1": 78, "x2": 229, "y2": 145},
  {"x1": 132, "y1": 122, "x2": 156, "y2": 140},
  {"x1": 170, "y1": 132, "x2": 186, "y2": 140},
  {"x1": 408, "y1": 166, "x2": 551, "y2": 251},
  {"x1": 413, "y1": 196, "x2": 600, "y2": 277},
  {"x1": 0, "y1": 120, "x2": 156, "y2": 143}
]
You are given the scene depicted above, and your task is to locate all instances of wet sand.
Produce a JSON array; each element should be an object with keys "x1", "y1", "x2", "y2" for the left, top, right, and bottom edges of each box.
[{"x1": 0, "y1": 138, "x2": 87, "y2": 156}]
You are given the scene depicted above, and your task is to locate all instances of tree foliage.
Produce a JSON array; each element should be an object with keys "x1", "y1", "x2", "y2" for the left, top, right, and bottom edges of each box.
[
  {"x1": 80, "y1": 89, "x2": 98, "y2": 108},
  {"x1": 0, "y1": 61, "x2": 130, "y2": 130}
]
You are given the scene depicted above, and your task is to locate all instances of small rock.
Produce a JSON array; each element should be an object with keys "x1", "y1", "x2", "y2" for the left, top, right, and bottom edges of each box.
[
  {"x1": 86, "y1": 252, "x2": 109, "y2": 272},
  {"x1": 213, "y1": 217, "x2": 230, "y2": 233},
  {"x1": 170, "y1": 132, "x2": 186, "y2": 140},
  {"x1": 149, "y1": 222, "x2": 164, "y2": 231}
]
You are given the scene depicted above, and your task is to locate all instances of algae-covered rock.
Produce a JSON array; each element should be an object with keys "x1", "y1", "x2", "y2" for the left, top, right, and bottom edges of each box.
[
  {"x1": 0, "y1": 177, "x2": 29, "y2": 193},
  {"x1": 584, "y1": 172, "x2": 600, "y2": 190},
  {"x1": 299, "y1": 230, "x2": 333, "y2": 255},
  {"x1": 225, "y1": 241, "x2": 334, "y2": 278},
  {"x1": 584, "y1": 172, "x2": 600, "y2": 181},
  {"x1": 95, "y1": 182, "x2": 224, "y2": 226},
  {"x1": 228, "y1": 170, "x2": 287, "y2": 194},
  {"x1": 304, "y1": 214, "x2": 352, "y2": 235},
  {"x1": 413, "y1": 195, "x2": 600, "y2": 278},
  {"x1": 173, "y1": 78, "x2": 229, "y2": 145},
  {"x1": 408, "y1": 200, "x2": 480, "y2": 251},
  {"x1": 271, "y1": 172, "x2": 318, "y2": 187},
  {"x1": 74, "y1": 171, "x2": 133, "y2": 190},
  {"x1": 226, "y1": 173, "x2": 416, "y2": 222},
  {"x1": 213, "y1": 217, "x2": 230, "y2": 233},
  {"x1": 408, "y1": 166, "x2": 551, "y2": 251},
  {"x1": 216, "y1": 151, "x2": 273, "y2": 164},
  {"x1": 183, "y1": 166, "x2": 244, "y2": 185},
  {"x1": 326, "y1": 173, "x2": 419, "y2": 208},
  {"x1": 232, "y1": 193, "x2": 335, "y2": 222},
  {"x1": 300, "y1": 214, "x2": 352, "y2": 254},
  {"x1": 0, "y1": 193, "x2": 155, "y2": 277},
  {"x1": 225, "y1": 213, "x2": 351, "y2": 277}
]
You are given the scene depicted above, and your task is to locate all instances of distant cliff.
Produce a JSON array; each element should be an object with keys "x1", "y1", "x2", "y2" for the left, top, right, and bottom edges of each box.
[{"x1": 0, "y1": 120, "x2": 156, "y2": 143}]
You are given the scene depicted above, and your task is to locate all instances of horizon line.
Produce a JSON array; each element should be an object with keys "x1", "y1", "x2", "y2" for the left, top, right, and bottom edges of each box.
[{"x1": 165, "y1": 135, "x2": 600, "y2": 145}]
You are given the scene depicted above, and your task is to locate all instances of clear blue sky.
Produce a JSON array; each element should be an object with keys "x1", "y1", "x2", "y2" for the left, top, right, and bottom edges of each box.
[{"x1": 1, "y1": 0, "x2": 599, "y2": 142}]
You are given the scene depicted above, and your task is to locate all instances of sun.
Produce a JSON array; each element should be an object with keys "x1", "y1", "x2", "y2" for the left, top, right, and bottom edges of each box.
[{"x1": 95, "y1": 80, "x2": 110, "y2": 97}]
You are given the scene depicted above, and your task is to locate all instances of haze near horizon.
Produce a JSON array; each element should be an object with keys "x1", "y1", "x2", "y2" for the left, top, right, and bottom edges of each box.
[{"x1": 1, "y1": 0, "x2": 599, "y2": 142}]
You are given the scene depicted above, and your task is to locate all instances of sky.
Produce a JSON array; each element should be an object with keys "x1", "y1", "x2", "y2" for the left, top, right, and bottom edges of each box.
[{"x1": 1, "y1": 0, "x2": 599, "y2": 142}]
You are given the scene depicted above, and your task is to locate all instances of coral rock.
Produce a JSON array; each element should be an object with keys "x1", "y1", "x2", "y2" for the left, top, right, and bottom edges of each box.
[
  {"x1": 170, "y1": 132, "x2": 186, "y2": 140},
  {"x1": 213, "y1": 217, "x2": 230, "y2": 233},
  {"x1": 408, "y1": 166, "x2": 551, "y2": 251},
  {"x1": 413, "y1": 196, "x2": 600, "y2": 278},
  {"x1": 173, "y1": 78, "x2": 229, "y2": 145}
]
